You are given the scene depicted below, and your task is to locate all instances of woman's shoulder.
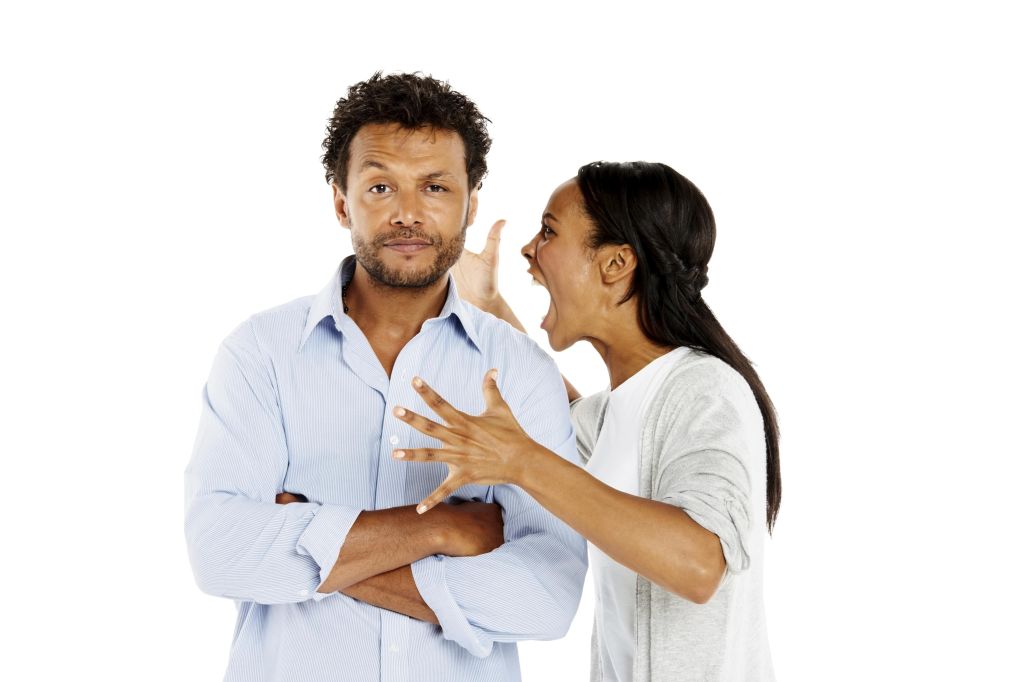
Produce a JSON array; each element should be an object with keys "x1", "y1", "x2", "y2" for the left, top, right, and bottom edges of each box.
[
  {"x1": 644, "y1": 349, "x2": 762, "y2": 441},
  {"x1": 658, "y1": 348, "x2": 755, "y2": 405}
]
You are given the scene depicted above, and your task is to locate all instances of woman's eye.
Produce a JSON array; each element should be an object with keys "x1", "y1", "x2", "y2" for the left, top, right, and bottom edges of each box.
[
  {"x1": 369, "y1": 184, "x2": 390, "y2": 193},
  {"x1": 541, "y1": 225, "x2": 554, "y2": 239}
]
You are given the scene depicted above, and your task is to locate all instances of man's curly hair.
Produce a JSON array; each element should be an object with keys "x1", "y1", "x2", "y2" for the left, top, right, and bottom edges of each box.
[{"x1": 321, "y1": 72, "x2": 492, "y2": 191}]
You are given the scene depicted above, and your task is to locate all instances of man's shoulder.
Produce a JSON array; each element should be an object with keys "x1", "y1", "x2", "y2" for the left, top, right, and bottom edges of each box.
[
  {"x1": 249, "y1": 294, "x2": 318, "y2": 327},
  {"x1": 462, "y1": 305, "x2": 551, "y2": 365},
  {"x1": 222, "y1": 295, "x2": 318, "y2": 355}
]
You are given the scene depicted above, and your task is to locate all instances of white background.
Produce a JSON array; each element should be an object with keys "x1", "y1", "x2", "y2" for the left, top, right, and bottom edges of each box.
[{"x1": 3, "y1": 1, "x2": 1022, "y2": 680}]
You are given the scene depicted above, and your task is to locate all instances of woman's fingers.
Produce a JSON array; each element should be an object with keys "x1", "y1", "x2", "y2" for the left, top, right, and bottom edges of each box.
[
  {"x1": 393, "y1": 405, "x2": 456, "y2": 443},
  {"x1": 482, "y1": 219, "x2": 506, "y2": 261},
  {"x1": 411, "y1": 376, "x2": 464, "y2": 424},
  {"x1": 417, "y1": 474, "x2": 464, "y2": 514},
  {"x1": 391, "y1": 447, "x2": 456, "y2": 464},
  {"x1": 481, "y1": 369, "x2": 508, "y2": 413}
]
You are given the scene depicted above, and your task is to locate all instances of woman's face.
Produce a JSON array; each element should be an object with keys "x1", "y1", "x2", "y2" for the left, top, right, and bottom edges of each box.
[{"x1": 520, "y1": 179, "x2": 605, "y2": 351}]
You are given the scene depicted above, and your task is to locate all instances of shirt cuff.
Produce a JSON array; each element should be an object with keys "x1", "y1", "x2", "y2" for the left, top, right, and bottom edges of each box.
[
  {"x1": 411, "y1": 554, "x2": 492, "y2": 658},
  {"x1": 295, "y1": 503, "x2": 363, "y2": 601}
]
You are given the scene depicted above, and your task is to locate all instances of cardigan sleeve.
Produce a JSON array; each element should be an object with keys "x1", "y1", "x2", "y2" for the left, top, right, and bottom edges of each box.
[
  {"x1": 569, "y1": 391, "x2": 610, "y2": 465},
  {"x1": 647, "y1": 358, "x2": 760, "y2": 574}
]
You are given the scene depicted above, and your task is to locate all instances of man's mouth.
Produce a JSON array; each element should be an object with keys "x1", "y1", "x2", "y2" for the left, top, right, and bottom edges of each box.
[{"x1": 384, "y1": 238, "x2": 432, "y2": 253}]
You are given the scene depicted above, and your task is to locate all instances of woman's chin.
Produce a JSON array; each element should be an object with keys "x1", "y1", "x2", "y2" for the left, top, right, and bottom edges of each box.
[
  {"x1": 541, "y1": 304, "x2": 573, "y2": 350},
  {"x1": 548, "y1": 335, "x2": 572, "y2": 352},
  {"x1": 543, "y1": 323, "x2": 573, "y2": 352}
]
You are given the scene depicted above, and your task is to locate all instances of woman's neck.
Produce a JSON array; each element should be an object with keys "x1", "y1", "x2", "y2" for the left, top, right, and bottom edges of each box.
[{"x1": 587, "y1": 312, "x2": 675, "y2": 390}]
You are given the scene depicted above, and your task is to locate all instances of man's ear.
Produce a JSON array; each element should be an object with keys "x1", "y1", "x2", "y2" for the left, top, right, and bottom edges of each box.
[
  {"x1": 598, "y1": 244, "x2": 638, "y2": 286},
  {"x1": 332, "y1": 182, "x2": 352, "y2": 229},
  {"x1": 466, "y1": 187, "x2": 479, "y2": 227}
]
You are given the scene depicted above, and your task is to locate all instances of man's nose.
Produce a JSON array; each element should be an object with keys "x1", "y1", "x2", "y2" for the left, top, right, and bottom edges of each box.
[{"x1": 391, "y1": 191, "x2": 423, "y2": 226}]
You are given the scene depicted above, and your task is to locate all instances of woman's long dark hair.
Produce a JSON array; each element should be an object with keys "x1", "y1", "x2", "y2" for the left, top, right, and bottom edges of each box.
[{"x1": 576, "y1": 161, "x2": 781, "y2": 531}]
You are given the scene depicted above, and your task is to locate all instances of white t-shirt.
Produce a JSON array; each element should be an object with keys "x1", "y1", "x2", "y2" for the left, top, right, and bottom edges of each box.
[{"x1": 585, "y1": 347, "x2": 688, "y2": 681}]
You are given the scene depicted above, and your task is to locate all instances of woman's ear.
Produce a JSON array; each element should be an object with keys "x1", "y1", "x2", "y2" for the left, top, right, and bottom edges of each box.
[{"x1": 599, "y1": 244, "x2": 637, "y2": 285}]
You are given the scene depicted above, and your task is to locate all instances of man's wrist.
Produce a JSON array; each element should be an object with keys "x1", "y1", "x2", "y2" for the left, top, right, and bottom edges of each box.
[{"x1": 418, "y1": 503, "x2": 455, "y2": 555}]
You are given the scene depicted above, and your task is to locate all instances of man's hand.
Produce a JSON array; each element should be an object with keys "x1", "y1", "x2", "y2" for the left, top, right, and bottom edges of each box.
[
  {"x1": 440, "y1": 501, "x2": 505, "y2": 556},
  {"x1": 275, "y1": 493, "x2": 505, "y2": 558}
]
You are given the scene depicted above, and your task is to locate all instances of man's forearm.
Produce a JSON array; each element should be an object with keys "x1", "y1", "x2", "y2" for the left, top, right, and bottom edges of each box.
[
  {"x1": 316, "y1": 505, "x2": 443, "y2": 593},
  {"x1": 342, "y1": 565, "x2": 439, "y2": 624}
]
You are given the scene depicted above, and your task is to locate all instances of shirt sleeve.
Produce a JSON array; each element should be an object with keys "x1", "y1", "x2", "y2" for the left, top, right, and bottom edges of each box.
[
  {"x1": 184, "y1": 318, "x2": 363, "y2": 604},
  {"x1": 651, "y1": 360, "x2": 758, "y2": 575},
  {"x1": 410, "y1": 351, "x2": 588, "y2": 657}
]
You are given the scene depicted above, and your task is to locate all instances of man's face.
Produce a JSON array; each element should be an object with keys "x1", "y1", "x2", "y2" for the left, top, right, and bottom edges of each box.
[{"x1": 333, "y1": 122, "x2": 478, "y2": 288}]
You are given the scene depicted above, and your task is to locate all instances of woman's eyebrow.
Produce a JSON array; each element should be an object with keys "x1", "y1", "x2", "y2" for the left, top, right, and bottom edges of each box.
[{"x1": 542, "y1": 212, "x2": 560, "y2": 223}]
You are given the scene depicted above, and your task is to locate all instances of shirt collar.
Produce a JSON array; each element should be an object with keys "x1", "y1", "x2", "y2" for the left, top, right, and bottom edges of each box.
[{"x1": 298, "y1": 255, "x2": 481, "y2": 352}]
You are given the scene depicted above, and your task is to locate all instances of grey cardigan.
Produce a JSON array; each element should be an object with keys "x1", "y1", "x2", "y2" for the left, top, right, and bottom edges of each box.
[{"x1": 570, "y1": 349, "x2": 775, "y2": 682}]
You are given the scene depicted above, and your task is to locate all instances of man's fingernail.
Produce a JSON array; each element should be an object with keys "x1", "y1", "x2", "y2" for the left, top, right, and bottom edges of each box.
[
  {"x1": 412, "y1": 377, "x2": 423, "y2": 388},
  {"x1": 393, "y1": 450, "x2": 405, "y2": 459},
  {"x1": 394, "y1": 407, "x2": 406, "y2": 417},
  {"x1": 417, "y1": 504, "x2": 428, "y2": 514}
]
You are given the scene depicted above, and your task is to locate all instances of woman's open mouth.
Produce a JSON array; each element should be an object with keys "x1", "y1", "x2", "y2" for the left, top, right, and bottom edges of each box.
[{"x1": 528, "y1": 267, "x2": 556, "y2": 331}]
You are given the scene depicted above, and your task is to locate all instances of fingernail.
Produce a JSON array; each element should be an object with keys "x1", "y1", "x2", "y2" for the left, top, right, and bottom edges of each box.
[
  {"x1": 412, "y1": 377, "x2": 423, "y2": 388},
  {"x1": 393, "y1": 450, "x2": 405, "y2": 459},
  {"x1": 488, "y1": 369, "x2": 498, "y2": 381},
  {"x1": 394, "y1": 407, "x2": 406, "y2": 417},
  {"x1": 417, "y1": 504, "x2": 428, "y2": 514}
]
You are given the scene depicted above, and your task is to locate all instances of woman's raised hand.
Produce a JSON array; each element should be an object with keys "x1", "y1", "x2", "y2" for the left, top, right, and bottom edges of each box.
[
  {"x1": 452, "y1": 219, "x2": 505, "y2": 310},
  {"x1": 391, "y1": 370, "x2": 540, "y2": 513}
]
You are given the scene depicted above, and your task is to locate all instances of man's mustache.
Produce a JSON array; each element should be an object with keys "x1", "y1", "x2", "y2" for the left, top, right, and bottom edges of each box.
[{"x1": 373, "y1": 228, "x2": 437, "y2": 246}]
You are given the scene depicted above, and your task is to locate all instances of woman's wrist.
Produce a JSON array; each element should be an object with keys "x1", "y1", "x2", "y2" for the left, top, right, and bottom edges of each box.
[
  {"x1": 512, "y1": 442, "x2": 558, "y2": 495},
  {"x1": 474, "y1": 291, "x2": 504, "y2": 315},
  {"x1": 488, "y1": 295, "x2": 527, "y2": 334}
]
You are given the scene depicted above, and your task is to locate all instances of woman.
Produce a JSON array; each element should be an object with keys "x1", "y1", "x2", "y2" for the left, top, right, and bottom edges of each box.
[{"x1": 391, "y1": 161, "x2": 780, "y2": 681}]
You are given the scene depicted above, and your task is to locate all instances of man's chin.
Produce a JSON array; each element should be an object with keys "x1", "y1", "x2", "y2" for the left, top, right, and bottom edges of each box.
[{"x1": 364, "y1": 263, "x2": 447, "y2": 289}]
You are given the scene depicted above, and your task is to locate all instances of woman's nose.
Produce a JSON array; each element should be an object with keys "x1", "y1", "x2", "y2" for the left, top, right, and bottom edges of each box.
[{"x1": 521, "y1": 233, "x2": 539, "y2": 261}]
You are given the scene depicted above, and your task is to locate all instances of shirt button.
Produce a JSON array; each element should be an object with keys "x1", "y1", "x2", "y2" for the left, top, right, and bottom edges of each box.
[
  {"x1": 389, "y1": 435, "x2": 399, "y2": 445},
  {"x1": 389, "y1": 643, "x2": 400, "y2": 653},
  {"x1": 298, "y1": 589, "x2": 309, "y2": 597}
]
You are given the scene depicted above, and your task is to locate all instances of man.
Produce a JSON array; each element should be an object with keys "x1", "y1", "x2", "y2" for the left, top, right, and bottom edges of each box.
[{"x1": 184, "y1": 72, "x2": 587, "y2": 681}]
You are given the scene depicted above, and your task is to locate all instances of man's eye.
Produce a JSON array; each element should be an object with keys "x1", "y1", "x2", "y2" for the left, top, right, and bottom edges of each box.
[
  {"x1": 425, "y1": 184, "x2": 447, "y2": 193},
  {"x1": 369, "y1": 184, "x2": 390, "y2": 193}
]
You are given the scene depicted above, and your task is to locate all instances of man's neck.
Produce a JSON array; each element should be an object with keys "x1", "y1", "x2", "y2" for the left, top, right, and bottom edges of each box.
[{"x1": 344, "y1": 265, "x2": 450, "y2": 372}]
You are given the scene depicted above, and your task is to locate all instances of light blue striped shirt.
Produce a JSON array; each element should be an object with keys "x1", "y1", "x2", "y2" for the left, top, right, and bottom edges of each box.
[{"x1": 185, "y1": 256, "x2": 587, "y2": 682}]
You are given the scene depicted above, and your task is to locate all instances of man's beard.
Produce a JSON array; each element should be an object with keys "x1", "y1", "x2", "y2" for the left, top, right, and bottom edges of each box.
[{"x1": 353, "y1": 224, "x2": 467, "y2": 289}]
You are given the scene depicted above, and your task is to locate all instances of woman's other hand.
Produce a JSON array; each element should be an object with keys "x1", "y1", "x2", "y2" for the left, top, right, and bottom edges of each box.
[
  {"x1": 392, "y1": 370, "x2": 543, "y2": 513},
  {"x1": 452, "y1": 219, "x2": 505, "y2": 311}
]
